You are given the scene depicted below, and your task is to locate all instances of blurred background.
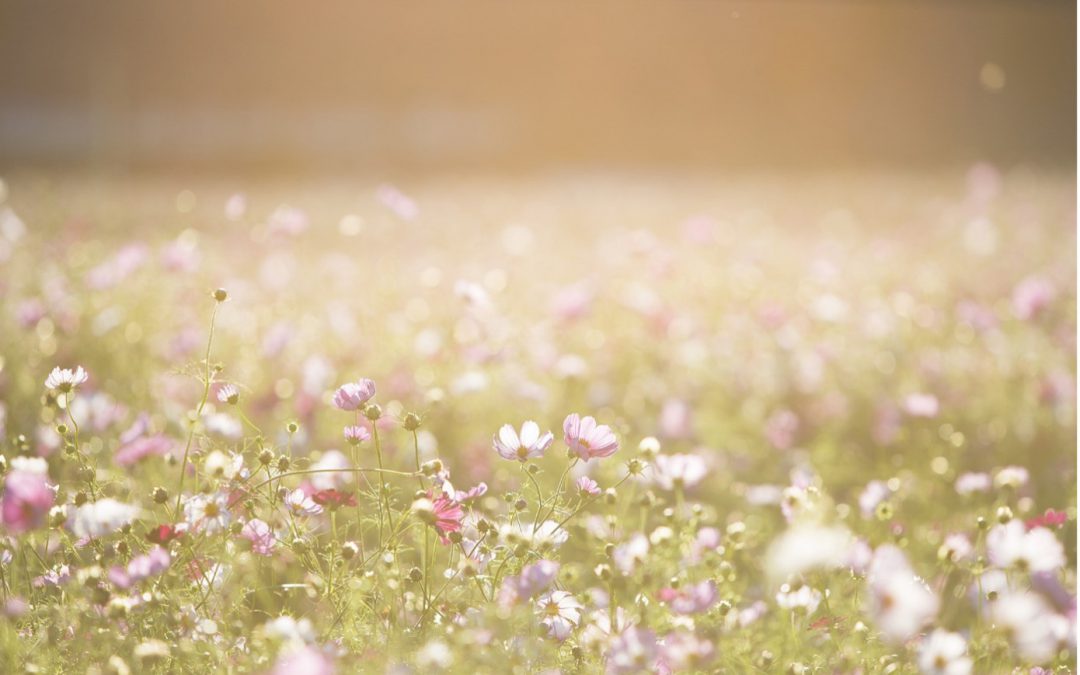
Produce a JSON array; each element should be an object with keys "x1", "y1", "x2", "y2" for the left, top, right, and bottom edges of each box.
[{"x1": 0, "y1": 0, "x2": 1074, "y2": 175}]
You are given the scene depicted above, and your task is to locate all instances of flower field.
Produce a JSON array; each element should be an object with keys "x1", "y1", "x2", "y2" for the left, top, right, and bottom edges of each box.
[{"x1": 0, "y1": 169, "x2": 1074, "y2": 673}]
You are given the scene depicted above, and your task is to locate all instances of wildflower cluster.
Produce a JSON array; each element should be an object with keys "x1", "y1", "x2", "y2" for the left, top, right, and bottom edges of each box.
[{"x1": 0, "y1": 172, "x2": 1073, "y2": 673}]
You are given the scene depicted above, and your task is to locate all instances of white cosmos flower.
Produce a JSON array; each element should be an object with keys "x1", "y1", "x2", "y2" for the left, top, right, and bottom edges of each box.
[
  {"x1": 917, "y1": 629, "x2": 973, "y2": 675},
  {"x1": 68, "y1": 499, "x2": 140, "y2": 539},
  {"x1": 263, "y1": 615, "x2": 316, "y2": 647},
  {"x1": 986, "y1": 520, "x2": 1065, "y2": 573},
  {"x1": 651, "y1": 453, "x2": 707, "y2": 490},
  {"x1": 612, "y1": 533, "x2": 651, "y2": 575},
  {"x1": 183, "y1": 492, "x2": 232, "y2": 534},
  {"x1": 45, "y1": 366, "x2": 88, "y2": 393},
  {"x1": 492, "y1": 421, "x2": 554, "y2": 462},
  {"x1": 991, "y1": 591, "x2": 1063, "y2": 664},
  {"x1": 535, "y1": 590, "x2": 582, "y2": 640},
  {"x1": 865, "y1": 545, "x2": 939, "y2": 643},
  {"x1": 284, "y1": 489, "x2": 323, "y2": 517},
  {"x1": 765, "y1": 524, "x2": 852, "y2": 583},
  {"x1": 500, "y1": 520, "x2": 568, "y2": 549},
  {"x1": 10, "y1": 457, "x2": 48, "y2": 475}
]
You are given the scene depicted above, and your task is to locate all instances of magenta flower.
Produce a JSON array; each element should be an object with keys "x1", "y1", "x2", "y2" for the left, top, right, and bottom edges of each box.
[
  {"x1": 415, "y1": 491, "x2": 464, "y2": 544},
  {"x1": 1, "y1": 470, "x2": 55, "y2": 534},
  {"x1": 493, "y1": 421, "x2": 554, "y2": 461},
  {"x1": 332, "y1": 379, "x2": 376, "y2": 411},
  {"x1": 563, "y1": 413, "x2": 619, "y2": 461},
  {"x1": 241, "y1": 518, "x2": 277, "y2": 556}
]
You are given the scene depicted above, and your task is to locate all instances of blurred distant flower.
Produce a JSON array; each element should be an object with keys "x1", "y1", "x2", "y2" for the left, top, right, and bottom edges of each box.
[
  {"x1": 266, "y1": 204, "x2": 309, "y2": 235},
  {"x1": 765, "y1": 409, "x2": 799, "y2": 450},
  {"x1": 224, "y1": 193, "x2": 247, "y2": 221},
  {"x1": 775, "y1": 583, "x2": 823, "y2": 615},
  {"x1": 605, "y1": 627, "x2": 659, "y2": 674},
  {"x1": 994, "y1": 466, "x2": 1029, "y2": 490},
  {"x1": 991, "y1": 591, "x2": 1063, "y2": 664},
  {"x1": 493, "y1": 421, "x2": 554, "y2": 462},
  {"x1": 903, "y1": 393, "x2": 939, "y2": 418},
  {"x1": 987, "y1": 520, "x2": 1065, "y2": 573},
  {"x1": 377, "y1": 184, "x2": 419, "y2": 221},
  {"x1": 312, "y1": 489, "x2": 357, "y2": 510},
  {"x1": 859, "y1": 480, "x2": 892, "y2": 519},
  {"x1": 1012, "y1": 275, "x2": 1056, "y2": 320},
  {"x1": 917, "y1": 629, "x2": 973, "y2": 675},
  {"x1": 660, "y1": 630, "x2": 715, "y2": 672},
  {"x1": 658, "y1": 579, "x2": 718, "y2": 614},
  {"x1": 1, "y1": 470, "x2": 55, "y2": 533},
  {"x1": 659, "y1": 398, "x2": 692, "y2": 439},
  {"x1": 45, "y1": 366, "x2": 88, "y2": 394},
  {"x1": 954, "y1": 472, "x2": 991, "y2": 495},
  {"x1": 309, "y1": 451, "x2": 353, "y2": 491},
  {"x1": 68, "y1": 499, "x2": 139, "y2": 539},
  {"x1": 271, "y1": 645, "x2": 335, "y2": 675},
  {"x1": 651, "y1": 453, "x2": 707, "y2": 490},
  {"x1": 1026, "y1": 508, "x2": 1068, "y2": 530},
  {"x1": 766, "y1": 524, "x2": 852, "y2": 583},
  {"x1": 865, "y1": 545, "x2": 939, "y2": 643},
  {"x1": 563, "y1": 413, "x2": 619, "y2": 461},
  {"x1": 332, "y1": 379, "x2": 376, "y2": 411},
  {"x1": 109, "y1": 546, "x2": 171, "y2": 589}
]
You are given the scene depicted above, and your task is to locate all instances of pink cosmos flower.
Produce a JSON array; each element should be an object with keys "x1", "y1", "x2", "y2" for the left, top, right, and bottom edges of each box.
[
  {"x1": 1, "y1": 470, "x2": 55, "y2": 534},
  {"x1": 343, "y1": 425, "x2": 370, "y2": 445},
  {"x1": 493, "y1": 421, "x2": 554, "y2": 461},
  {"x1": 114, "y1": 416, "x2": 174, "y2": 467},
  {"x1": 765, "y1": 409, "x2": 800, "y2": 450},
  {"x1": 660, "y1": 631, "x2": 715, "y2": 672},
  {"x1": 272, "y1": 645, "x2": 336, "y2": 675},
  {"x1": 605, "y1": 628, "x2": 659, "y2": 674},
  {"x1": 454, "y1": 482, "x2": 488, "y2": 503},
  {"x1": 241, "y1": 518, "x2": 277, "y2": 556},
  {"x1": 576, "y1": 476, "x2": 601, "y2": 496},
  {"x1": 332, "y1": 379, "x2": 376, "y2": 411},
  {"x1": 657, "y1": 580, "x2": 718, "y2": 615},
  {"x1": 429, "y1": 492, "x2": 464, "y2": 543},
  {"x1": 499, "y1": 560, "x2": 560, "y2": 606},
  {"x1": 108, "y1": 546, "x2": 171, "y2": 589},
  {"x1": 1012, "y1": 275, "x2": 1056, "y2": 320},
  {"x1": 563, "y1": 413, "x2": 619, "y2": 461}
]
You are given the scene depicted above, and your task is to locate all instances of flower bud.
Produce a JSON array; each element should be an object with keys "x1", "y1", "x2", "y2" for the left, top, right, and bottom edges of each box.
[
  {"x1": 363, "y1": 404, "x2": 382, "y2": 421},
  {"x1": 212, "y1": 288, "x2": 228, "y2": 303},
  {"x1": 341, "y1": 541, "x2": 359, "y2": 560},
  {"x1": 152, "y1": 487, "x2": 169, "y2": 504},
  {"x1": 402, "y1": 412, "x2": 422, "y2": 431}
]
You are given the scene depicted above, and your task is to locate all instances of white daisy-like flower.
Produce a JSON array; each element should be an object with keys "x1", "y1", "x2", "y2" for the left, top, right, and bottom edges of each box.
[
  {"x1": 284, "y1": 488, "x2": 323, "y2": 517},
  {"x1": 986, "y1": 520, "x2": 1065, "y2": 573},
  {"x1": 216, "y1": 384, "x2": 240, "y2": 405},
  {"x1": 183, "y1": 492, "x2": 232, "y2": 534},
  {"x1": 203, "y1": 450, "x2": 245, "y2": 481},
  {"x1": 67, "y1": 499, "x2": 140, "y2": 539},
  {"x1": 492, "y1": 421, "x2": 554, "y2": 462},
  {"x1": 917, "y1": 629, "x2": 973, "y2": 675},
  {"x1": 535, "y1": 590, "x2": 583, "y2": 640},
  {"x1": 499, "y1": 519, "x2": 569, "y2": 549},
  {"x1": 775, "y1": 584, "x2": 823, "y2": 614},
  {"x1": 865, "y1": 545, "x2": 939, "y2": 643},
  {"x1": 651, "y1": 453, "x2": 707, "y2": 490},
  {"x1": 45, "y1": 366, "x2": 88, "y2": 393}
]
